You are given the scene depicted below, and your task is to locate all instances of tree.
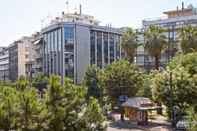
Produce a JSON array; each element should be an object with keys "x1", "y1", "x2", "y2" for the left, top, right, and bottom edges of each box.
[
  {"x1": 0, "y1": 87, "x2": 19, "y2": 131},
  {"x1": 45, "y1": 75, "x2": 106, "y2": 131},
  {"x1": 82, "y1": 98, "x2": 106, "y2": 131},
  {"x1": 121, "y1": 28, "x2": 139, "y2": 63},
  {"x1": 187, "y1": 107, "x2": 197, "y2": 131},
  {"x1": 0, "y1": 75, "x2": 106, "y2": 131},
  {"x1": 179, "y1": 26, "x2": 197, "y2": 54},
  {"x1": 83, "y1": 65, "x2": 103, "y2": 101},
  {"x1": 144, "y1": 25, "x2": 168, "y2": 70},
  {"x1": 152, "y1": 66, "x2": 197, "y2": 118},
  {"x1": 32, "y1": 73, "x2": 48, "y2": 92},
  {"x1": 16, "y1": 76, "x2": 47, "y2": 130},
  {"x1": 137, "y1": 73, "x2": 152, "y2": 99},
  {"x1": 168, "y1": 52, "x2": 197, "y2": 75},
  {"x1": 102, "y1": 60, "x2": 144, "y2": 106}
]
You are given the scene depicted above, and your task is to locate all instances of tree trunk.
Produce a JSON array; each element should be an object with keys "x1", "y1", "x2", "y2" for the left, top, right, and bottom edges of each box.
[{"x1": 155, "y1": 56, "x2": 159, "y2": 70}]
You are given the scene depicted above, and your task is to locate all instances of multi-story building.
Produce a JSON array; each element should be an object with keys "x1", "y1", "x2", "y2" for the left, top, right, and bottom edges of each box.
[
  {"x1": 30, "y1": 32, "x2": 43, "y2": 78},
  {"x1": 136, "y1": 3, "x2": 197, "y2": 70},
  {"x1": 8, "y1": 36, "x2": 35, "y2": 81},
  {"x1": 0, "y1": 47, "x2": 9, "y2": 81},
  {"x1": 42, "y1": 8, "x2": 122, "y2": 83}
]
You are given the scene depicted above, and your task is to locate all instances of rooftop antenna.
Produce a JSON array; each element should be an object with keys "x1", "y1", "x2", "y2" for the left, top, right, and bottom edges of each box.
[
  {"x1": 182, "y1": 2, "x2": 185, "y2": 11},
  {"x1": 74, "y1": 5, "x2": 78, "y2": 14},
  {"x1": 177, "y1": 6, "x2": 179, "y2": 16},
  {"x1": 66, "y1": 1, "x2": 69, "y2": 14},
  {"x1": 80, "y1": 4, "x2": 82, "y2": 15}
]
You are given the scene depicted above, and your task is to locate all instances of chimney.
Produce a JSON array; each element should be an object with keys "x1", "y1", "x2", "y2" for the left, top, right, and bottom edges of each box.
[{"x1": 79, "y1": 4, "x2": 82, "y2": 15}]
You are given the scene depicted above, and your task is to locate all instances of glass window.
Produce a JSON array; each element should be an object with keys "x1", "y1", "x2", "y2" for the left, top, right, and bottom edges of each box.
[
  {"x1": 109, "y1": 34, "x2": 115, "y2": 63},
  {"x1": 51, "y1": 32, "x2": 53, "y2": 52},
  {"x1": 54, "y1": 30, "x2": 57, "y2": 51},
  {"x1": 47, "y1": 33, "x2": 50, "y2": 53},
  {"x1": 64, "y1": 26, "x2": 74, "y2": 44},
  {"x1": 58, "y1": 28, "x2": 62, "y2": 75},
  {"x1": 116, "y1": 35, "x2": 121, "y2": 60},
  {"x1": 58, "y1": 28, "x2": 62, "y2": 52},
  {"x1": 103, "y1": 33, "x2": 108, "y2": 65},
  {"x1": 97, "y1": 32, "x2": 102, "y2": 68},
  {"x1": 90, "y1": 31, "x2": 96, "y2": 65}
]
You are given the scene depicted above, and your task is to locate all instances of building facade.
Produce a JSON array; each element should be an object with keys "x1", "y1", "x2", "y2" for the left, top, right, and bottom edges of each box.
[
  {"x1": 136, "y1": 3, "x2": 197, "y2": 70},
  {"x1": 8, "y1": 37, "x2": 35, "y2": 81},
  {"x1": 42, "y1": 12, "x2": 122, "y2": 83},
  {"x1": 0, "y1": 47, "x2": 9, "y2": 81},
  {"x1": 29, "y1": 32, "x2": 43, "y2": 78}
]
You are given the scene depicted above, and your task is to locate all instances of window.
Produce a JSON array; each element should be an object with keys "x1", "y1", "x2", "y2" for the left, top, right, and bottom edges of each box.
[
  {"x1": 103, "y1": 33, "x2": 108, "y2": 64},
  {"x1": 64, "y1": 26, "x2": 74, "y2": 44},
  {"x1": 109, "y1": 34, "x2": 115, "y2": 63},
  {"x1": 90, "y1": 31, "x2": 96, "y2": 65},
  {"x1": 97, "y1": 32, "x2": 102, "y2": 68},
  {"x1": 116, "y1": 35, "x2": 121, "y2": 59}
]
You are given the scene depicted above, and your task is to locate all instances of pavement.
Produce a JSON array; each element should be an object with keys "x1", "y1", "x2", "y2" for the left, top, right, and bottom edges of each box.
[{"x1": 107, "y1": 115, "x2": 173, "y2": 131}]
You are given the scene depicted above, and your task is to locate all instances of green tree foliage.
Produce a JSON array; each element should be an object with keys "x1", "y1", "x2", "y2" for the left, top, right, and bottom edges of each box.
[
  {"x1": 187, "y1": 107, "x2": 197, "y2": 131},
  {"x1": 168, "y1": 53, "x2": 197, "y2": 109},
  {"x1": 32, "y1": 73, "x2": 48, "y2": 92},
  {"x1": 83, "y1": 65, "x2": 103, "y2": 101},
  {"x1": 45, "y1": 76, "x2": 106, "y2": 131},
  {"x1": 121, "y1": 28, "x2": 139, "y2": 63},
  {"x1": 83, "y1": 66, "x2": 110, "y2": 114},
  {"x1": 179, "y1": 26, "x2": 197, "y2": 54},
  {"x1": 102, "y1": 60, "x2": 144, "y2": 106},
  {"x1": 136, "y1": 74, "x2": 152, "y2": 99},
  {"x1": 168, "y1": 52, "x2": 197, "y2": 75},
  {"x1": 0, "y1": 75, "x2": 106, "y2": 131},
  {"x1": 144, "y1": 25, "x2": 168, "y2": 69},
  {"x1": 0, "y1": 87, "x2": 18, "y2": 131},
  {"x1": 152, "y1": 53, "x2": 197, "y2": 117}
]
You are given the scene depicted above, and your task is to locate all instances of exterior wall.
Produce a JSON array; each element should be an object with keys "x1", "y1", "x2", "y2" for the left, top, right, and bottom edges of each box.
[
  {"x1": 0, "y1": 48, "x2": 9, "y2": 81},
  {"x1": 18, "y1": 42, "x2": 26, "y2": 77},
  {"x1": 138, "y1": 7, "x2": 197, "y2": 70},
  {"x1": 75, "y1": 25, "x2": 90, "y2": 83},
  {"x1": 42, "y1": 22, "x2": 122, "y2": 84},
  {"x1": 43, "y1": 25, "x2": 65, "y2": 81},
  {"x1": 9, "y1": 37, "x2": 34, "y2": 81},
  {"x1": 9, "y1": 43, "x2": 18, "y2": 81},
  {"x1": 30, "y1": 33, "x2": 43, "y2": 77},
  {"x1": 166, "y1": 10, "x2": 193, "y2": 18}
]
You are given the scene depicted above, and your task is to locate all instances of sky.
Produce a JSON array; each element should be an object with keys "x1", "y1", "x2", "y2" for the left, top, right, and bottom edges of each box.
[{"x1": 0, "y1": 0, "x2": 197, "y2": 46}]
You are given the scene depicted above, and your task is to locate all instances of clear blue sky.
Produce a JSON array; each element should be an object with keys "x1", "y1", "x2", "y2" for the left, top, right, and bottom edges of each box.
[{"x1": 0, "y1": 0, "x2": 196, "y2": 46}]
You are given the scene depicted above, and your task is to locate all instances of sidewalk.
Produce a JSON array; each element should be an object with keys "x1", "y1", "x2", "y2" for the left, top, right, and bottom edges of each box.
[{"x1": 107, "y1": 115, "x2": 173, "y2": 131}]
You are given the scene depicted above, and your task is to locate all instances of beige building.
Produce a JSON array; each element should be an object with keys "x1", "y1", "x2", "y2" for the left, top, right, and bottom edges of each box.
[
  {"x1": 9, "y1": 36, "x2": 35, "y2": 81},
  {"x1": 136, "y1": 3, "x2": 197, "y2": 70}
]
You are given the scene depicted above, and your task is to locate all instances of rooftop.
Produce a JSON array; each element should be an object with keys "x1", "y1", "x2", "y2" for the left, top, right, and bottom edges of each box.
[
  {"x1": 42, "y1": 4, "x2": 100, "y2": 29},
  {"x1": 143, "y1": 3, "x2": 197, "y2": 26}
]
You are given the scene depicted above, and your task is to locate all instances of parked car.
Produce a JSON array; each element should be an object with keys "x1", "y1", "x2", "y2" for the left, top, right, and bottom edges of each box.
[
  {"x1": 176, "y1": 119, "x2": 189, "y2": 130},
  {"x1": 176, "y1": 115, "x2": 197, "y2": 131}
]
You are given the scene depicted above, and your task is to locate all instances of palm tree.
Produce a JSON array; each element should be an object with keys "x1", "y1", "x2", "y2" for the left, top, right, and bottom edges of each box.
[
  {"x1": 121, "y1": 28, "x2": 139, "y2": 63},
  {"x1": 179, "y1": 25, "x2": 197, "y2": 54},
  {"x1": 144, "y1": 25, "x2": 168, "y2": 70}
]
